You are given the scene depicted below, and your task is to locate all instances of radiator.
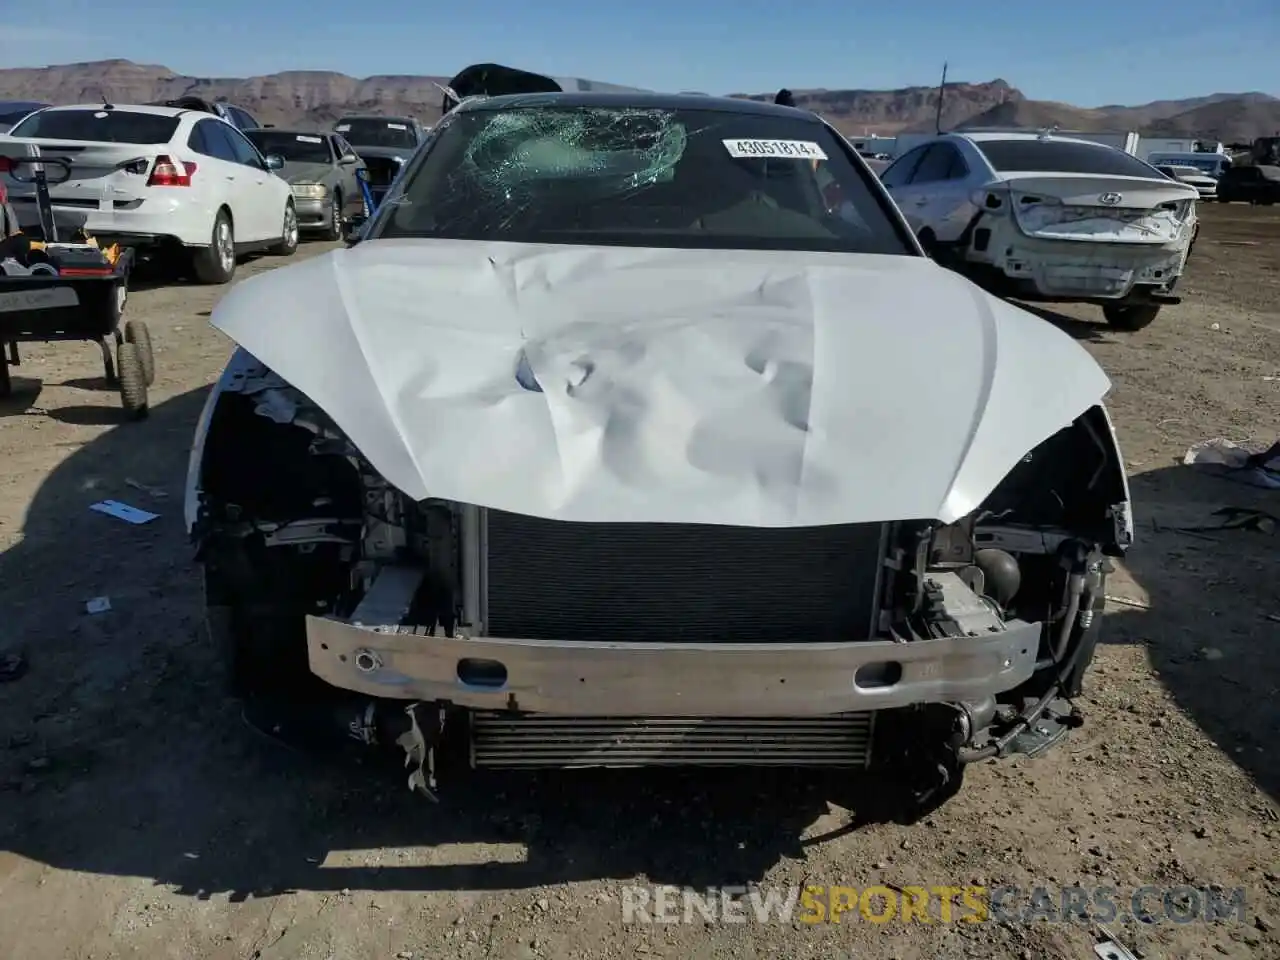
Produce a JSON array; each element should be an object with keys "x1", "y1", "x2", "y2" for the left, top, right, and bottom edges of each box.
[
  {"x1": 470, "y1": 713, "x2": 875, "y2": 769},
  {"x1": 483, "y1": 511, "x2": 888, "y2": 643}
]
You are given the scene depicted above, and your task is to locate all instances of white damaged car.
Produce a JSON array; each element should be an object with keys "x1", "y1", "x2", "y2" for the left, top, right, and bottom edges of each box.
[
  {"x1": 186, "y1": 70, "x2": 1133, "y2": 818},
  {"x1": 880, "y1": 131, "x2": 1199, "y2": 331}
]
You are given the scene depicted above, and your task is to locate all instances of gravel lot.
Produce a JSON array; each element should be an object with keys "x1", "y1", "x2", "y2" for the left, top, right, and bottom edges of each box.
[{"x1": 1, "y1": 205, "x2": 1278, "y2": 960}]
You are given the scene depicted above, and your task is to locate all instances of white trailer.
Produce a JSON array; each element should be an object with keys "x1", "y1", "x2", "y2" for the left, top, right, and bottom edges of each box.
[{"x1": 1138, "y1": 138, "x2": 1198, "y2": 160}]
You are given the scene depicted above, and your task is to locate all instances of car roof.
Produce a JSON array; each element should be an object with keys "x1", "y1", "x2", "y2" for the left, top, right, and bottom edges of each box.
[
  {"x1": 951, "y1": 131, "x2": 1120, "y2": 149},
  {"x1": 337, "y1": 114, "x2": 417, "y2": 122},
  {"x1": 248, "y1": 127, "x2": 331, "y2": 137},
  {"x1": 40, "y1": 102, "x2": 192, "y2": 118},
  {"x1": 453, "y1": 90, "x2": 823, "y2": 121}
]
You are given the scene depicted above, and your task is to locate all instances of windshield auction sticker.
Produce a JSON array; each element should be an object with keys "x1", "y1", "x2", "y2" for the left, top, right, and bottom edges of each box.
[{"x1": 723, "y1": 139, "x2": 828, "y2": 160}]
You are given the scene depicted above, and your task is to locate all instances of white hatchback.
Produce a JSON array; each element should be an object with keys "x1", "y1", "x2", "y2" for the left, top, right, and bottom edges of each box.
[{"x1": 1, "y1": 103, "x2": 298, "y2": 283}]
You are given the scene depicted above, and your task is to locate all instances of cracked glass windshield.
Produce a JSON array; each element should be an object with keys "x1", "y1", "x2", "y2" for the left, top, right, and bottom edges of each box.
[{"x1": 382, "y1": 105, "x2": 910, "y2": 253}]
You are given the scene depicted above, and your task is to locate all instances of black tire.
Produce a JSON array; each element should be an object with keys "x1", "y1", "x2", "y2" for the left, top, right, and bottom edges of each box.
[
  {"x1": 1103, "y1": 303, "x2": 1161, "y2": 331},
  {"x1": 270, "y1": 202, "x2": 299, "y2": 256},
  {"x1": 191, "y1": 209, "x2": 236, "y2": 285},
  {"x1": 117, "y1": 341, "x2": 148, "y2": 419},
  {"x1": 322, "y1": 191, "x2": 342, "y2": 241},
  {"x1": 124, "y1": 320, "x2": 155, "y2": 387}
]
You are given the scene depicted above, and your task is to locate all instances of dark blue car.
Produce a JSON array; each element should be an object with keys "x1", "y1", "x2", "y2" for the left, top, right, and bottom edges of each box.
[{"x1": 0, "y1": 101, "x2": 50, "y2": 133}]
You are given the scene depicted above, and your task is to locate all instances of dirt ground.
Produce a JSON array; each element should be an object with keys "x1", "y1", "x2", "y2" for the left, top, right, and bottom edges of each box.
[{"x1": 1, "y1": 205, "x2": 1277, "y2": 960}]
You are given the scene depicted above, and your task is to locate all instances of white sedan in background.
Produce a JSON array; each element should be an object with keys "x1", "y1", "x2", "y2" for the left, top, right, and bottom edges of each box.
[
  {"x1": 879, "y1": 131, "x2": 1199, "y2": 331},
  {"x1": 1, "y1": 103, "x2": 298, "y2": 283},
  {"x1": 1154, "y1": 163, "x2": 1218, "y2": 200}
]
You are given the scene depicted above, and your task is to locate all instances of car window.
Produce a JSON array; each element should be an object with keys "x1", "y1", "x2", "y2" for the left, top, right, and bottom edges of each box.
[
  {"x1": 974, "y1": 139, "x2": 1163, "y2": 178},
  {"x1": 332, "y1": 135, "x2": 357, "y2": 159},
  {"x1": 334, "y1": 117, "x2": 419, "y2": 149},
  {"x1": 222, "y1": 125, "x2": 266, "y2": 168},
  {"x1": 232, "y1": 108, "x2": 259, "y2": 130},
  {"x1": 9, "y1": 108, "x2": 180, "y2": 144},
  {"x1": 380, "y1": 104, "x2": 913, "y2": 256},
  {"x1": 879, "y1": 145, "x2": 930, "y2": 188},
  {"x1": 246, "y1": 130, "x2": 332, "y2": 164},
  {"x1": 190, "y1": 119, "x2": 239, "y2": 163},
  {"x1": 911, "y1": 144, "x2": 965, "y2": 184}
]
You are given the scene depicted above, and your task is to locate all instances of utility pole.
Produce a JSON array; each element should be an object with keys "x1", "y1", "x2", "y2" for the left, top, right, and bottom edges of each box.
[{"x1": 934, "y1": 62, "x2": 948, "y2": 134}]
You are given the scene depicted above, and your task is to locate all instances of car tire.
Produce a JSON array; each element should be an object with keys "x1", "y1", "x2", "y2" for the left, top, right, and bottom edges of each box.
[
  {"x1": 191, "y1": 209, "x2": 236, "y2": 285},
  {"x1": 117, "y1": 341, "x2": 149, "y2": 420},
  {"x1": 322, "y1": 191, "x2": 342, "y2": 241},
  {"x1": 1102, "y1": 303, "x2": 1160, "y2": 331},
  {"x1": 124, "y1": 320, "x2": 155, "y2": 387},
  {"x1": 270, "y1": 201, "x2": 299, "y2": 256}
]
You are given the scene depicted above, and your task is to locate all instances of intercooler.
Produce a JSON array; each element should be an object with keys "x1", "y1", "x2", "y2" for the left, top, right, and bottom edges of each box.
[
  {"x1": 482, "y1": 511, "x2": 888, "y2": 644},
  {"x1": 470, "y1": 713, "x2": 875, "y2": 768}
]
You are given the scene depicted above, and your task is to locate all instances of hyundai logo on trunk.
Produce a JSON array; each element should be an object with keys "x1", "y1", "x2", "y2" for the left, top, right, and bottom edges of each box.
[{"x1": 1098, "y1": 193, "x2": 1122, "y2": 205}]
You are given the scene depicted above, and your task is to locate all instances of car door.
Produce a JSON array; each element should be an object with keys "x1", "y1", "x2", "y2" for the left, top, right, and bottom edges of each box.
[
  {"x1": 907, "y1": 143, "x2": 975, "y2": 242},
  {"x1": 220, "y1": 123, "x2": 280, "y2": 241},
  {"x1": 189, "y1": 118, "x2": 254, "y2": 239},
  {"x1": 878, "y1": 145, "x2": 932, "y2": 228},
  {"x1": 330, "y1": 134, "x2": 362, "y2": 215}
]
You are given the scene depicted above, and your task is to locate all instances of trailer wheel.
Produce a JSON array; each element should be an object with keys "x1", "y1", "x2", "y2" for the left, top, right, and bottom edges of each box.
[
  {"x1": 124, "y1": 320, "x2": 155, "y2": 387},
  {"x1": 117, "y1": 342, "x2": 149, "y2": 419},
  {"x1": 100, "y1": 336, "x2": 118, "y2": 385}
]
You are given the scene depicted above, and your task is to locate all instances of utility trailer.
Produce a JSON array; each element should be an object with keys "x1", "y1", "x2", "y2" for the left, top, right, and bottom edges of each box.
[{"x1": 0, "y1": 142, "x2": 153, "y2": 418}]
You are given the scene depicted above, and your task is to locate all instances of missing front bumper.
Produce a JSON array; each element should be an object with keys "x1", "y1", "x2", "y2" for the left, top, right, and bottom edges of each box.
[{"x1": 304, "y1": 615, "x2": 1040, "y2": 717}]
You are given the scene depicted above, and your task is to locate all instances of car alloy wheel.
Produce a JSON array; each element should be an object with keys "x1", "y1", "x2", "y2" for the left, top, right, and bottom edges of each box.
[{"x1": 216, "y1": 219, "x2": 234, "y2": 274}]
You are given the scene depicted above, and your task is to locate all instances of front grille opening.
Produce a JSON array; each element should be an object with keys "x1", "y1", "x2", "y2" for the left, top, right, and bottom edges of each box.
[{"x1": 483, "y1": 511, "x2": 886, "y2": 643}]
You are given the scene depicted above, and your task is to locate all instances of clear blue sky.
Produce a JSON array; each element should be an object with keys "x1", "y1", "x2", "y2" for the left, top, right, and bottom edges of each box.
[{"x1": 2, "y1": 0, "x2": 1276, "y2": 106}]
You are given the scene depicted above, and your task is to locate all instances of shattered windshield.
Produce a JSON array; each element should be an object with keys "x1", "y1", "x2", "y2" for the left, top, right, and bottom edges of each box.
[
  {"x1": 336, "y1": 118, "x2": 418, "y2": 149},
  {"x1": 379, "y1": 105, "x2": 911, "y2": 254}
]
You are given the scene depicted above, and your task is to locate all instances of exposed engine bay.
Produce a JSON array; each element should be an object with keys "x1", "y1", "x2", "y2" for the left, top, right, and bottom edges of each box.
[{"x1": 189, "y1": 353, "x2": 1130, "y2": 816}]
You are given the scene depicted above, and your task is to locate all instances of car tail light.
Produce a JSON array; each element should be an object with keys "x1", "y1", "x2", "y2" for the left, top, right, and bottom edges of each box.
[
  {"x1": 0, "y1": 157, "x2": 13, "y2": 174},
  {"x1": 147, "y1": 155, "x2": 196, "y2": 187}
]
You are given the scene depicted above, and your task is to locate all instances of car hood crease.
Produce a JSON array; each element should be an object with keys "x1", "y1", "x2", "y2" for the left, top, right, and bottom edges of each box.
[{"x1": 210, "y1": 239, "x2": 1112, "y2": 527}]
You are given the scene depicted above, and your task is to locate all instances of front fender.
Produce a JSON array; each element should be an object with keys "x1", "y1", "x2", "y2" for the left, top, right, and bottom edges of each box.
[{"x1": 184, "y1": 348, "x2": 262, "y2": 535}]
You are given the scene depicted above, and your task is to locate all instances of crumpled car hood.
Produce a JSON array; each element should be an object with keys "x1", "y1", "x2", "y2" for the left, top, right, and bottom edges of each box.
[{"x1": 210, "y1": 240, "x2": 1111, "y2": 527}]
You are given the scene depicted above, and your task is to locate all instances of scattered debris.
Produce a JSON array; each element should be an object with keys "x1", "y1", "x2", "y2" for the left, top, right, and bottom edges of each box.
[
  {"x1": 85, "y1": 596, "x2": 112, "y2": 615},
  {"x1": 1183, "y1": 437, "x2": 1280, "y2": 490},
  {"x1": 124, "y1": 478, "x2": 169, "y2": 500},
  {"x1": 89, "y1": 500, "x2": 160, "y2": 525},
  {"x1": 0, "y1": 652, "x2": 27, "y2": 683},
  {"x1": 1094, "y1": 923, "x2": 1139, "y2": 960},
  {"x1": 1105, "y1": 595, "x2": 1151, "y2": 611}
]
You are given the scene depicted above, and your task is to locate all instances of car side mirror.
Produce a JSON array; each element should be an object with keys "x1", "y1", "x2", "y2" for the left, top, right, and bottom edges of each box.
[
  {"x1": 264, "y1": 153, "x2": 285, "y2": 171},
  {"x1": 342, "y1": 214, "x2": 367, "y2": 243},
  {"x1": 339, "y1": 154, "x2": 358, "y2": 166}
]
